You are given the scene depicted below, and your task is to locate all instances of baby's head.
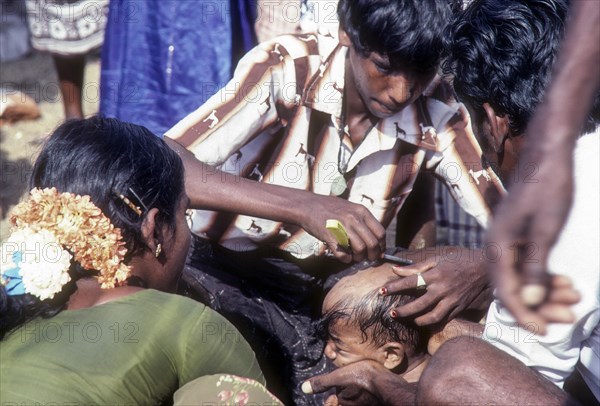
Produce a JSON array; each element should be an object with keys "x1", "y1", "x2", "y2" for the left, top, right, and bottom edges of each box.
[{"x1": 321, "y1": 262, "x2": 428, "y2": 372}]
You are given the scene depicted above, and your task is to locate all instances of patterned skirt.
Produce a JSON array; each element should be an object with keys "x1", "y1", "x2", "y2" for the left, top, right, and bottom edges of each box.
[{"x1": 25, "y1": 0, "x2": 109, "y2": 55}]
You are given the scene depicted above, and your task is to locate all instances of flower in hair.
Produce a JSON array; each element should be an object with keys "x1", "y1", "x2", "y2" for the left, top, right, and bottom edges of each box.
[
  {"x1": 2, "y1": 188, "x2": 131, "y2": 298},
  {"x1": 1, "y1": 228, "x2": 72, "y2": 300}
]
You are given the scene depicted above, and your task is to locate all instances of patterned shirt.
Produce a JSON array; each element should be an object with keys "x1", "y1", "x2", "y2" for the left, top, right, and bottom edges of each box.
[{"x1": 166, "y1": 33, "x2": 506, "y2": 258}]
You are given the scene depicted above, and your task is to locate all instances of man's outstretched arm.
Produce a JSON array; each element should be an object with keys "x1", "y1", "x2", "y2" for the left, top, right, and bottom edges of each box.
[{"x1": 165, "y1": 137, "x2": 386, "y2": 263}]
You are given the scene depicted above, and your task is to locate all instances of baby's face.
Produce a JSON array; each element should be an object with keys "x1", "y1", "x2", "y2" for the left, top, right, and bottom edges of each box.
[
  {"x1": 324, "y1": 320, "x2": 383, "y2": 368},
  {"x1": 322, "y1": 265, "x2": 405, "y2": 368}
]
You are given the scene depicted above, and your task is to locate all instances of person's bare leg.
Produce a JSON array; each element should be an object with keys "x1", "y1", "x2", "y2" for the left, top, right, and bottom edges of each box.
[
  {"x1": 418, "y1": 336, "x2": 579, "y2": 405},
  {"x1": 53, "y1": 54, "x2": 85, "y2": 119}
]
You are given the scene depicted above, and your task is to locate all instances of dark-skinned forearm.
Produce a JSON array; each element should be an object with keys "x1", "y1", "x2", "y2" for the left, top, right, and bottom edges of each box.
[
  {"x1": 528, "y1": 0, "x2": 600, "y2": 153},
  {"x1": 374, "y1": 372, "x2": 417, "y2": 406},
  {"x1": 165, "y1": 136, "x2": 313, "y2": 224},
  {"x1": 165, "y1": 136, "x2": 387, "y2": 262}
]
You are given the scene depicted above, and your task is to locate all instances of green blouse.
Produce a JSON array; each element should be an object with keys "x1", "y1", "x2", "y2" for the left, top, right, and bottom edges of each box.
[{"x1": 0, "y1": 289, "x2": 264, "y2": 404}]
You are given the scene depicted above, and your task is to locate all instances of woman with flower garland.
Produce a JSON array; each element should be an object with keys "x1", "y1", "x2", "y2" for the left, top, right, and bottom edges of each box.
[{"x1": 0, "y1": 117, "x2": 277, "y2": 404}]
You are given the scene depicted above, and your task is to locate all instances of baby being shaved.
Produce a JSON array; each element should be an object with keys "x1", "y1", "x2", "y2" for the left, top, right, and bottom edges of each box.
[{"x1": 321, "y1": 263, "x2": 430, "y2": 383}]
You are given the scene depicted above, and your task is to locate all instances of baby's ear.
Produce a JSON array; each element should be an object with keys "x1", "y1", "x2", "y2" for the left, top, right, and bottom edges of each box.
[{"x1": 382, "y1": 342, "x2": 404, "y2": 370}]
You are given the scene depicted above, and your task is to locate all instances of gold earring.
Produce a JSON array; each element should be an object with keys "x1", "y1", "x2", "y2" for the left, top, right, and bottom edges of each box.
[{"x1": 155, "y1": 243, "x2": 162, "y2": 258}]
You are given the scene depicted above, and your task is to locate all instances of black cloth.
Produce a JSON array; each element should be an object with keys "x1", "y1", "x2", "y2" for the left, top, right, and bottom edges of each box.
[{"x1": 179, "y1": 235, "x2": 348, "y2": 405}]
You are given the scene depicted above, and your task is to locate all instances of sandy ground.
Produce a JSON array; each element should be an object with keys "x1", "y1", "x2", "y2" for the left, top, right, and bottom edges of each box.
[{"x1": 0, "y1": 52, "x2": 100, "y2": 242}]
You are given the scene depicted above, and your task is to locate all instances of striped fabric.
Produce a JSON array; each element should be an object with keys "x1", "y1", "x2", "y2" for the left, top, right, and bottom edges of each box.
[
  {"x1": 166, "y1": 33, "x2": 506, "y2": 258},
  {"x1": 435, "y1": 180, "x2": 486, "y2": 248}
]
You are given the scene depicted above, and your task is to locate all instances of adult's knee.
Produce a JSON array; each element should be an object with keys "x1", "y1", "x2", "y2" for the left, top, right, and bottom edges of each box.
[
  {"x1": 417, "y1": 336, "x2": 573, "y2": 406},
  {"x1": 417, "y1": 336, "x2": 483, "y2": 404}
]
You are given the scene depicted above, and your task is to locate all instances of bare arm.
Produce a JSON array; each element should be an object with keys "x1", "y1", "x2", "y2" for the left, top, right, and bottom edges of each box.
[
  {"x1": 165, "y1": 137, "x2": 386, "y2": 262},
  {"x1": 487, "y1": 0, "x2": 600, "y2": 334}
]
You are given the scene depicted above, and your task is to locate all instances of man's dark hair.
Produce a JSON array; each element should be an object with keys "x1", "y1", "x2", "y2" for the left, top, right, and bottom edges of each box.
[
  {"x1": 337, "y1": 0, "x2": 461, "y2": 73},
  {"x1": 445, "y1": 0, "x2": 600, "y2": 135},
  {"x1": 321, "y1": 283, "x2": 428, "y2": 353}
]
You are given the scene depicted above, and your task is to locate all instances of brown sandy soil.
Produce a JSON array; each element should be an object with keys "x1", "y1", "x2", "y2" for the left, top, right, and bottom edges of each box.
[{"x1": 0, "y1": 52, "x2": 100, "y2": 242}]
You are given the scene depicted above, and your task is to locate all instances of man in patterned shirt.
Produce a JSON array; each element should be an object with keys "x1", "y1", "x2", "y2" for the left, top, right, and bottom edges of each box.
[{"x1": 165, "y1": 0, "x2": 503, "y2": 403}]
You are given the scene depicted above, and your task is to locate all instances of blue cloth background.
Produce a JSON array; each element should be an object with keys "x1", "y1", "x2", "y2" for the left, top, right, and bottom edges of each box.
[{"x1": 100, "y1": 0, "x2": 256, "y2": 136}]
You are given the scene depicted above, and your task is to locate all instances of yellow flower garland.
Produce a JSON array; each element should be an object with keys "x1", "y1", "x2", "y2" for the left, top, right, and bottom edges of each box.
[{"x1": 9, "y1": 187, "x2": 131, "y2": 289}]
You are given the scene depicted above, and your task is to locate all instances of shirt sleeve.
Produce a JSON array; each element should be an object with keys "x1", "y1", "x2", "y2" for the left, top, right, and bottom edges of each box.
[
  {"x1": 165, "y1": 38, "x2": 297, "y2": 166},
  {"x1": 427, "y1": 104, "x2": 506, "y2": 228}
]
